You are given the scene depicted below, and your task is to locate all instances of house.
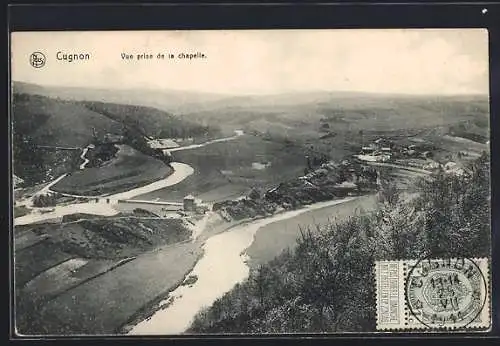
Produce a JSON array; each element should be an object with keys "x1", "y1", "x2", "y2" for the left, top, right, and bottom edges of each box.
[
  {"x1": 183, "y1": 195, "x2": 196, "y2": 212},
  {"x1": 361, "y1": 146, "x2": 376, "y2": 155},
  {"x1": 444, "y1": 162, "x2": 458, "y2": 170},
  {"x1": 162, "y1": 149, "x2": 173, "y2": 157},
  {"x1": 148, "y1": 138, "x2": 180, "y2": 150},
  {"x1": 103, "y1": 133, "x2": 124, "y2": 144},
  {"x1": 423, "y1": 161, "x2": 440, "y2": 170}
]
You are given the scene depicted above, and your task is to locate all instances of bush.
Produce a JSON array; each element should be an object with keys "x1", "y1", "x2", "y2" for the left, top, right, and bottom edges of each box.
[
  {"x1": 32, "y1": 193, "x2": 58, "y2": 207},
  {"x1": 188, "y1": 152, "x2": 491, "y2": 333}
]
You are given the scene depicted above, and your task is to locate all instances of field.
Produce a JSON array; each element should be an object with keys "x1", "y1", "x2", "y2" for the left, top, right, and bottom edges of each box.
[
  {"x1": 245, "y1": 194, "x2": 380, "y2": 268},
  {"x1": 19, "y1": 241, "x2": 201, "y2": 335},
  {"x1": 136, "y1": 134, "x2": 333, "y2": 202},
  {"x1": 51, "y1": 145, "x2": 173, "y2": 196},
  {"x1": 12, "y1": 82, "x2": 490, "y2": 335},
  {"x1": 14, "y1": 216, "x2": 193, "y2": 335},
  {"x1": 11, "y1": 87, "x2": 222, "y2": 189}
]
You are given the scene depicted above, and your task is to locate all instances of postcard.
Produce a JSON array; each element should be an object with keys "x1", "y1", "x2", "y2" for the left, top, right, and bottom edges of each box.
[{"x1": 10, "y1": 29, "x2": 491, "y2": 336}]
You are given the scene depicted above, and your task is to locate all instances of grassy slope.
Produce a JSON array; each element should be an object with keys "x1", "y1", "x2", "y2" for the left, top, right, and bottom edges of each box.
[
  {"x1": 12, "y1": 93, "x2": 124, "y2": 147},
  {"x1": 81, "y1": 101, "x2": 219, "y2": 138},
  {"x1": 11, "y1": 92, "x2": 220, "y2": 188},
  {"x1": 136, "y1": 134, "x2": 312, "y2": 202},
  {"x1": 51, "y1": 145, "x2": 172, "y2": 196},
  {"x1": 15, "y1": 216, "x2": 192, "y2": 335}
]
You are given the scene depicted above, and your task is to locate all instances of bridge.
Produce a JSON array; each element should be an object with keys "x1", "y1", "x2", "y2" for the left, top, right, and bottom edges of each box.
[
  {"x1": 117, "y1": 199, "x2": 183, "y2": 206},
  {"x1": 82, "y1": 197, "x2": 184, "y2": 208},
  {"x1": 37, "y1": 145, "x2": 81, "y2": 150}
]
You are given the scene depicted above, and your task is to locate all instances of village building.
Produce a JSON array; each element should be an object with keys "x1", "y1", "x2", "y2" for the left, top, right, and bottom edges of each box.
[
  {"x1": 423, "y1": 161, "x2": 440, "y2": 170},
  {"x1": 162, "y1": 149, "x2": 173, "y2": 157},
  {"x1": 183, "y1": 195, "x2": 196, "y2": 212},
  {"x1": 147, "y1": 138, "x2": 180, "y2": 150},
  {"x1": 444, "y1": 161, "x2": 458, "y2": 170},
  {"x1": 103, "y1": 133, "x2": 124, "y2": 144}
]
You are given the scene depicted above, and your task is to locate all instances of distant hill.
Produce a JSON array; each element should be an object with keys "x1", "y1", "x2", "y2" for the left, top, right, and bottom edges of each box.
[
  {"x1": 12, "y1": 93, "x2": 123, "y2": 147},
  {"x1": 12, "y1": 81, "x2": 229, "y2": 115},
  {"x1": 80, "y1": 101, "x2": 216, "y2": 139},
  {"x1": 11, "y1": 87, "x2": 221, "y2": 187},
  {"x1": 12, "y1": 80, "x2": 490, "y2": 145},
  {"x1": 12, "y1": 91, "x2": 220, "y2": 148}
]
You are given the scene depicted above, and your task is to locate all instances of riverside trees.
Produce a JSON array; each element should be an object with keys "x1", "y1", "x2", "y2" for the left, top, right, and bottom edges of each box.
[{"x1": 188, "y1": 152, "x2": 491, "y2": 333}]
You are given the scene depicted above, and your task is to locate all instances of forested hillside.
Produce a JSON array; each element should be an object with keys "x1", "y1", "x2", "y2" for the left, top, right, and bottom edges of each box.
[
  {"x1": 81, "y1": 101, "x2": 220, "y2": 139},
  {"x1": 188, "y1": 152, "x2": 490, "y2": 333},
  {"x1": 12, "y1": 92, "x2": 220, "y2": 187}
]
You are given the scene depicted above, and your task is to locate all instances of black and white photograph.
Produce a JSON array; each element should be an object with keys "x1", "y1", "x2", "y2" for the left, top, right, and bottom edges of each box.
[{"x1": 10, "y1": 29, "x2": 492, "y2": 335}]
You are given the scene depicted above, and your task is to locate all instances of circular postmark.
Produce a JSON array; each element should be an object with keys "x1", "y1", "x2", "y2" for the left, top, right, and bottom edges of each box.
[
  {"x1": 29, "y1": 52, "x2": 46, "y2": 68},
  {"x1": 405, "y1": 258, "x2": 487, "y2": 329}
]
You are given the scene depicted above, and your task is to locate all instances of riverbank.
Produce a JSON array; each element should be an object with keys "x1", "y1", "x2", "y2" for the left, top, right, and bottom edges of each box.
[
  {"x1": 245, "y1": 193, "x2": 380, "y2": 269},
  {"x1": 126, "y1": 195, "x2": 372, "y2": 335},
  {"x1": 51, "y1": 144, "x2": 174, "y2": 197},
  {"x1": 13, "y1": 162, "x2": 194, "y2": 226}
]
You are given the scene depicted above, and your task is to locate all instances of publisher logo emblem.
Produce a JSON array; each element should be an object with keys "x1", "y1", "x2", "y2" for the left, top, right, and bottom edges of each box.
[{"x1": 30, "y1": 52, "x2": 46, "y2": 68}]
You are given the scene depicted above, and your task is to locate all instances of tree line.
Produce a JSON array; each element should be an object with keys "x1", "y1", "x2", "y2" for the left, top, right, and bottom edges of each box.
[{"x1": 188, "y1": 152, "x2": 491, "y2": 333}]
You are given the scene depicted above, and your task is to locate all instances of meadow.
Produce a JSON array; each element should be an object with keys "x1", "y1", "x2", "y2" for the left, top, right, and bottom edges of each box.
[
  {"x1": 15, "y1": 216, "x2": 193, "y2": 335},
  {"x1": 136, "y1": 134, "x2": 313, "y2": 202},
  {"x1": 51, "y1": 145, "x2": 173, "y2": 196}
]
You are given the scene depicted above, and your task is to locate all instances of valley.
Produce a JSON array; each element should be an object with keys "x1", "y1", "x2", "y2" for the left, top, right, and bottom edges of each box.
[{"x1": 12, "y1": 81, "x2": 490, "y2": 335}]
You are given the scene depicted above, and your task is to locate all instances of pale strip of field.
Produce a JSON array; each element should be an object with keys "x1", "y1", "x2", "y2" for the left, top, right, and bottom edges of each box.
[
  {"x1": 35, "y1": 241, "x2": 202, "y2": 334},
  {"x1": 22, "y1": 258, "x2": 135, "y2": 303},
  {"x1": 14, "y1": 232, "x2": 50, "y2": 252},
  {"x1": 246, "y1": 193, "x2": 380, "y2": 268},
  {"x1": 443, "y1": 135, "x2": 488, "y2": 148},
  {"x1": 166, "y1": 130, "x2": 244, "y2": 154},
  {"x1": 23, "y1": 258, "x2": 89, "y2": 297}
]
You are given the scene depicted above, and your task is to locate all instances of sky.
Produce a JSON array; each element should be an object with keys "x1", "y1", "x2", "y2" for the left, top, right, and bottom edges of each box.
[{"x1": 10, "y1": 29, "x2": 489, "y2": 95}]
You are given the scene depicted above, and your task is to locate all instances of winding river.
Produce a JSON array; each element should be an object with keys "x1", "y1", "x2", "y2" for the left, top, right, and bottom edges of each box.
[
  {"x1": 14, "y1": 131, "x2": 246, "y2": 226},
  {"x1": 14, "y1": 163, "x2": 195, "y2": 226},
  {"x1": 128, "y1": 197, "x2": 357, "y2": 335},
  {"x1": 15, "y1": 128, "x2": 362, "y2": 335}
]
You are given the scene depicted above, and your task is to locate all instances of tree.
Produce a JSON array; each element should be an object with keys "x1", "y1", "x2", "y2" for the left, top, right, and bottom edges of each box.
[{"x1": 32, "y1": 193, "x2": 58, "y2": 207}]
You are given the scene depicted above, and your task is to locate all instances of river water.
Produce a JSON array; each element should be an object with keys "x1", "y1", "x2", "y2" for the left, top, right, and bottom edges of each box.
[
  {"x1": 14, "y1": 162, "x2": 194, "y2": 226},
  {"x1": 128, "y1": 196, "x2": 357, "y2": 335},
  {"x1": 167, "y1": 130, "x2": 244, "y2": 153}
]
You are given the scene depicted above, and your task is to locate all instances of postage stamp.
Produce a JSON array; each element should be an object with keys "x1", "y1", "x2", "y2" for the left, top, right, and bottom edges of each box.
[{"x1": 375, "y1": 258, "x2": 490, "y2": 331}]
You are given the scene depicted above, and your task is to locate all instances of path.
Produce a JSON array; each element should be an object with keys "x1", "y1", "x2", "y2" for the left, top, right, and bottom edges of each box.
[
  {"x1": 14, "y1": 130, "x2": 244, "y2": 226},
  {"x1": 79, "y1": 146, "x2": 91, "y2": 170}
]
